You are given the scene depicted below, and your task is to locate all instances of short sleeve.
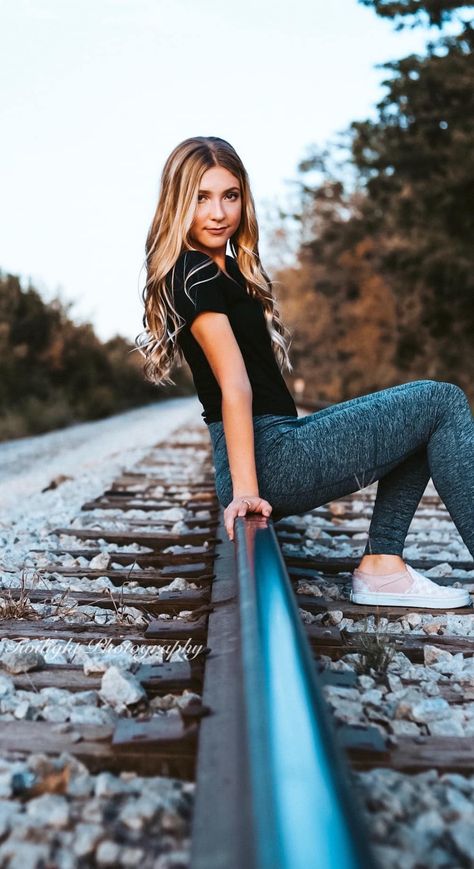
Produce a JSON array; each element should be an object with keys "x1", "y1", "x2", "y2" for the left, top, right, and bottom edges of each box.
[{"x1": 169, "y1": 250, "x2": 229, "y2": 328}]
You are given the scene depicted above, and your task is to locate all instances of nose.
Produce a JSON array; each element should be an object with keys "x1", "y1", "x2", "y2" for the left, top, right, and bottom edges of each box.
[{"x1": 209, "y1": 198, "x2": 226, "y2": 221}]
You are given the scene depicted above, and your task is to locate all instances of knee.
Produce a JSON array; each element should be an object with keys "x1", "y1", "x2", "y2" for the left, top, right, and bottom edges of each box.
[
  {"x1": 433, "y1": 380, "x2": 471, "y2": 412},
  {"x1": 409, "y1": 379, "x2": 468, "y2": 406}
]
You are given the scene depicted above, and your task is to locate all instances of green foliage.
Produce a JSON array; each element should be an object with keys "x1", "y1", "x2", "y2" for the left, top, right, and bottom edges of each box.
[
  {"x1": 281, "y1": 5, "x2": 474, "y2": 398},
  {"x1": 349, "y1": 18, "x2": 474, "y2": 375},
  {"x1": 0, "y1": 272, "x2": 191, "y2": 442},
  {"x1": 358, "y1": 0, "x2": 469, "y2": 29}
]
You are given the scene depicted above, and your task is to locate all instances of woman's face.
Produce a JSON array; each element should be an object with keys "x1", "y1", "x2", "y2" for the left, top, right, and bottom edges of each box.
[{"x1": 190, "y1": 165, "x2": 242, "y2": 254}]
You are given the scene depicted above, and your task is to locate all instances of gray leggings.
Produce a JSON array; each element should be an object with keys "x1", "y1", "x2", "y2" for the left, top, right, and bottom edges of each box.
[{"x1": 208, "y1": 379, "x2": 474, "y2": 558}]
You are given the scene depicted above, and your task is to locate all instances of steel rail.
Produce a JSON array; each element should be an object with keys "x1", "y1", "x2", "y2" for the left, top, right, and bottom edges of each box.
[{"x1": 234, "y1": 514, "x2": 377, "y2": 869}]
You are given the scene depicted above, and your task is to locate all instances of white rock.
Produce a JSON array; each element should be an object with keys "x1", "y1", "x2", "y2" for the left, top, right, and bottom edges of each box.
[
  {"x1": 405, "y1": 612, "x2": 422, "y2": 628},
  {"x1": 390, "y1": 720, "x2": 421, "y2": 736},
  {"x1": 449, "y1": 820, "x2": 474, "y2": 860},
  {"x1": 422, "y1": 622, "x2": 444, "y2": 635},
  {"x1": 328, "y1": 698, "x2": 363, "y2": 723},
  {"x1": 41, "y1": 704, "x2": 70, "y2": 723},
  {"x1": 74, "y1": 690, "x2": 99, "y2": 706},
  {"x1": 39, "y1": 687, "x2": 72, "y2": 705},
  {"x1": 358, "y1": 675, "x2": 375, "y2": 690},
  {"x1": 89, "y1": 552, "x2": 111, "y2": 570},
  {"x1": 175, "y1": 690, "x2": 202, "y2": 711},
  {"x1": 96, "y1": 840, "x2": 121, "y2": 866},
  {"x1": 118, "y1": 795, "x2": 159, "y2": 830},
  {"x1": 409, "y1": 697, "x2": 451, "y2": 723},
  {"x1": 322, "y1": 584, "x2": 343, "y2": 600},
  {"x1": 361, "y1": 689, "x2": 383, "y2": 705},
  {"x1": 444, "y1": 786, "x2": 473, "y2": 814},
  {"x1": 94, "y1": 772, "x2": 136, "y2": 798},
  {"x1": 13, "y1": 701, "x2": 37, "y2": 721},
  {"x1": 425, "y1": 563, "x2": 453, "y2": 577},
  {"x1": 0, "y1": 842, "x2": 51, "y2": 868},
  {"x1": 427, "y1": 718, "x2": 465, "y2": 736},
  {"x1": 423, "y1": 645, "x2": 453, "y2": 666},
  {"x1": 1, "y1": 651, "x2": 45, "y2": 674},
  {"x1": 70, "y1": 705, "x2": 115, "y2": 726},
  {"x1": 413, "y1": 808, "x2": 446, "y2": 837},
  {"x1": 0, "y1": 801, "x2": 21, "y2": 837},
  {"x1": 387, "y1": 674, "x2": 402, "y2": 692},
  {"x1": 161, "y1": 577, "x2": 195, "y2": 593},
  {"x1": 72, "y1": 822, "x2": 103, "y2": 857},
  {"x1": 99, "y1": 667, "x2": 145, "y2": 710},
  {"x1": 120, "y1": 847, "x2": 145, "y2": 867},
  {"x1": 26, "y1": 793, "x2": 70, "y2": 828},
  {"x1": 295, "y1": 581, "x2": 323, "y2": 597},
  {"x1": 121, "y1": 606, "x2": 147, "y2": 625},
  {"x1": 93, "y1": 611, "x2": 112, "y2": 626},
  {"x1": 82, "y1": 655, "x2": 108, "y2": 675}
]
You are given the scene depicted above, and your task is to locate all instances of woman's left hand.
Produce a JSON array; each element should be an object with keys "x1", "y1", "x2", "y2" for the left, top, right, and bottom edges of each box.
[{"x1": 223, "y1": 494, "x2": 273, "y2": 541}]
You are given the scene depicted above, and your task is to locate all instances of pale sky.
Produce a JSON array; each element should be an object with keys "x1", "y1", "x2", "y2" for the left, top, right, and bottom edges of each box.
[{"x1": 0, "y1": 0, "x2": 458, "y2": 343}]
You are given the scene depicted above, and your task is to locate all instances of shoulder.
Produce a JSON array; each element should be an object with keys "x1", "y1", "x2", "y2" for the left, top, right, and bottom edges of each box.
[
  {"x1": 169, "y1": 249, "x2": 221, "y2": 291},
  {"x1": 166, "y1": 250, "x2": 229, "y2": 325}
]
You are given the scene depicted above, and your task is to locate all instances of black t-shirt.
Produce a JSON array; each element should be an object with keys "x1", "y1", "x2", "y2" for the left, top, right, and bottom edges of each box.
[{"x1": 167, "y1": 249, "x2": 298, "y2": 424}]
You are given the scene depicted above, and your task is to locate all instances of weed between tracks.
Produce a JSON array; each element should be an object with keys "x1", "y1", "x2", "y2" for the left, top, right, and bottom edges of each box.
[
  {"x1": 342, "y1": 612, "x2": 397, "y2": 675},
  {"x1": 0, "y1": 569, "x2": 41, "y2": 620},
  {"x1": 0, "y1": 565, "x2": 153, "y2": 625}
]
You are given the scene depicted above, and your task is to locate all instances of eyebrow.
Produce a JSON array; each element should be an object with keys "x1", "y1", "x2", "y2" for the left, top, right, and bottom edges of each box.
[{"x1": 198, "y1": 186, "x2": 240, "y2": 194}]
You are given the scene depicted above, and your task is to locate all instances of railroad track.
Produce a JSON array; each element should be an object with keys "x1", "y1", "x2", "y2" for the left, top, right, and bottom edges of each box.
[{"x1": 0, "y1": 412, "x2": 472, "y2": 867}]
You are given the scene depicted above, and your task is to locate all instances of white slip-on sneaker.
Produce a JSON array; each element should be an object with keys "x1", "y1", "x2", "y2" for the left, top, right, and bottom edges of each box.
[{"x1": 350, "y1": 563, "x2": 471, "y2": 609}]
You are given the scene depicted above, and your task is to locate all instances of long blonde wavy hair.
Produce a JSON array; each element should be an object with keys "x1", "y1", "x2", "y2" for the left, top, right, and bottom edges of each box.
[{"x1": 135, "y1": 136, "x2": 293, "y2": 386}]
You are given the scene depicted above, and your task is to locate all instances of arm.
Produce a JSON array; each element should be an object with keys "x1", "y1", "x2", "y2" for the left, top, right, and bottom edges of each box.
[
  {"x1": 191, "y1": 311, "x2": 257, "y2": 494},
  {"x1": 190, "y1": 311, "x2": 272, "y2": 539},
  {"x1": 222, "y1": 389, "x2": 259, "y2": 496}
]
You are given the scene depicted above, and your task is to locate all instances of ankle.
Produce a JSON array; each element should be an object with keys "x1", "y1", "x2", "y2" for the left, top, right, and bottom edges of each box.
[{"x1": 357, "y1": 554, "x2": 406, "y2": 575}]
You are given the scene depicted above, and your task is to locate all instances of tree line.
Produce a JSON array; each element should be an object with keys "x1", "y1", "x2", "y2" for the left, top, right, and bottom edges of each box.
[
  {"x1": 274, "y1": 0, "x2": 473, "y2": 405},
  {"x1": 0, "y1": 271, "x2": 190, "y2": 442}
]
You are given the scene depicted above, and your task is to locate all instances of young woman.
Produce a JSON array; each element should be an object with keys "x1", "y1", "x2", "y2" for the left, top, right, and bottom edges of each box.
[{"x1": 136, "y1": 136, "x2": 474, "y2": 609}]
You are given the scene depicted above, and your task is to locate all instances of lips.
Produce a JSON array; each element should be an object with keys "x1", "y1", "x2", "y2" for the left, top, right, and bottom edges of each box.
[{"x1": 206, "y1": 228, "x2": 227, "y2": 233}]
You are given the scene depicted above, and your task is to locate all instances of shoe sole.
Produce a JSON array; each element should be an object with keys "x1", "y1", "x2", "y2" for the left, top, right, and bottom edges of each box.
[{"x1": 350, "y1": 590, "x2": 471, "y2": 609}]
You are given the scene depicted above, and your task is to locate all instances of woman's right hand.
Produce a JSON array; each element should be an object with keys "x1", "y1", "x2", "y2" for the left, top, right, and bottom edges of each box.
[{"x1": 223, "y1": 494, "x2": 273, "y2": 542}]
